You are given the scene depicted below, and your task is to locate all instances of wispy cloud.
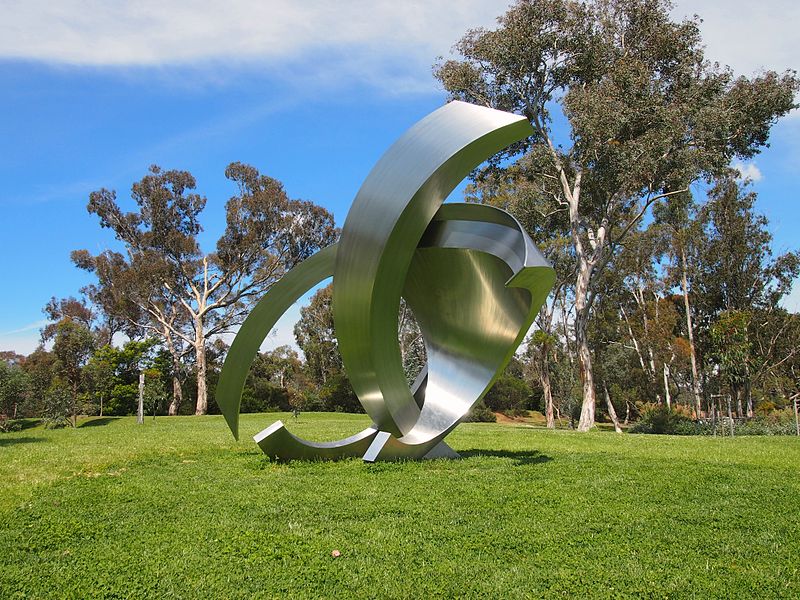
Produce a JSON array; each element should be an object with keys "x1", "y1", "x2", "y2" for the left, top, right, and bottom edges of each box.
[
  {"x1": 0, "y1": 319, "x2": 49, "y2": 337},
  {"x1": 672, "y1": 1, "x2": 799, "y2": 76},
  {"x1": 732, "y1": 159, "x2": 763, "y2": 183},
  {"x1": 782, "y1": 279, "x2": 800, "y2": 314},
  {"x1": 0, "y1": 1, "x2": 509, "y2": 93}
]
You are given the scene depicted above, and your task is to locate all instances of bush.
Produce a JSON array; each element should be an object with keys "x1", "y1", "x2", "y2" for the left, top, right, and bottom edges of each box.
[
  {"x1": 629, "y1": 405, "x2": 696, "y2": 435},
  {"x1": 318, "y1": 374, "x2": 362, "y2": 413},
  {"x1": 43, "y1": 383, "x2": 74, "y2": 429},
  {"x1": 735, "y1": 409, "x2": 797, "y2": 436},
  {"x1": 0, "y1": 414, "x2": 22, "y2": 433},
  {"x1": 483, "y1": 374, "x2": 533, "y2": 413},
  {"x1": 631, "y1": 405, "x2": 799, "y2": 436},
  {"x1": 463, "y1": 401, "x2": 496, "y2": 423},
  {"x1": 240, "y1": 381, "x2": 291, "y2": 413}
]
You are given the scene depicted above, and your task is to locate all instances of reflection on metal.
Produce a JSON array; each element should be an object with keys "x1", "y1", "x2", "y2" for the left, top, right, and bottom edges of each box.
[{"x1": 216, "y1": 101, "x2": 555, "y2": 461}]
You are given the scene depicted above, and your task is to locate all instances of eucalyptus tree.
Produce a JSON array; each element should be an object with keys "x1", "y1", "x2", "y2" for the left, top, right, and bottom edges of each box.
[
  {"x1": 653, "y1": 194, "x2": 705, "y2": 417},
  {"x1": 74, "y1": 163, "x2": 337, "y2": 415},
  {"x1": 294, "y1": 284, "x2": 342, "y2": 388},
  {"x1": 434, "y1": 0, "x2": 798, "y2": 429},
  {"x1": 464, "y1": 160, "x2": 574, "y2": 428},
  {"x1": 51, "y1": 320, "x2": 95, "y2": 426},
  {"x1": 41, "y1": 296, "x2": 94, "y2": 343},
  {"x1": 694, "y1": 177, "x2": 800, "y2": 416}
]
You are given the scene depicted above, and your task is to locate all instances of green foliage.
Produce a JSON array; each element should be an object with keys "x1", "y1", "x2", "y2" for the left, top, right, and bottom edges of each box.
[
  {"x1": 0, "y1": 360, "x2": 28, "y2": 420},
  {"x1": 240, "y1": 382, "x2": 290, "y2": 413},
  {"x1": 142, "y1": 371, "x2": 168, "y2": 418},
  {"x1": 629, "y1": 405, "x2": 697, "y2": 435},
  {"x1": 463, "y1": 400, "x2": 497, "y2": 422},
  {"x1": 42, "y1": 382, "x2": 74, "y2": 429},
  {"x1": 2, "y1": 415, "x2": 800, "y2": 597},
  {"x1": 710, "y1": 310, "x2": 751, "y2": 389},
  {"x1": 317, "y1": 374, "x2": 362, "y2": 413},
  {"x1": 483, "y1": 374, "x2": 534, "y2": 414},
  {"x1": 294, "y1": 284, "x2": 343, "y2": 387}
]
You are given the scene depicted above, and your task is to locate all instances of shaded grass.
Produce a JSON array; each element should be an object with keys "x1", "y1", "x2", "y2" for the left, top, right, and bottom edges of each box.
[{"x1": 1, "y1": 413, "x2": 799, "y2": 598}]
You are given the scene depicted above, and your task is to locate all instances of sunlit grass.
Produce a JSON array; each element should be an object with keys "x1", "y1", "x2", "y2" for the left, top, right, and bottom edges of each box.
[{"x1": 1, "y1": 413, "x2": 799, "y2": 598}]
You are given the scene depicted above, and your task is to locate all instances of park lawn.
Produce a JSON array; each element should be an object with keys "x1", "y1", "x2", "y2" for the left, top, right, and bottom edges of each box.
[{"x1": 1, "y1": 414, "x2": 799, "y2": 599}]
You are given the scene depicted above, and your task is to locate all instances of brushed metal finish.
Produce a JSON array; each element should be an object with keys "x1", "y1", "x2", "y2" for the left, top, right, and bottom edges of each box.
[
  {"x1": 216, "y1": 100, "x2": 555, "y2": 462},
  {"x1": 334, "y1": 101, "x2": 533, "y2": 437},
  {"x1": 254, "y1": 420, "x2": 379, "y2": 461}
]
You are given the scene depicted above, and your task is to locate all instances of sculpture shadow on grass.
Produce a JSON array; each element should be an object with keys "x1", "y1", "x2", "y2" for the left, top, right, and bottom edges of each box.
[
  {"x1": 0, "y1": 436, "x2": 42, "y2": 448},
  {"x1": 459, "y1": 449, "x2": 553, "y2": 466},
  {"x1": 6, "y1": 418, "x2": 42, "y2": 431},
  {"x1": 78, "y1": 417, "x2": 120, "y2": 428}
]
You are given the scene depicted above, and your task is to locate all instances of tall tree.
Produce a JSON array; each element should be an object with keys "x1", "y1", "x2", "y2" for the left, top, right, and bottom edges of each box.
[
  {"x1": 74, "y1": 163, "x2": 337, "y2": 415},
  {"x1": 694, "y1": 177, "x2": 800, "y2": 416},
  {"x1": 653, "y1": 193, "x2": 705, "y2": 417},
  {"x1": 294, "y1": 284, "x2": 342, "y2": 388},
  {"x1": 435, "y1": 0, "x2": 798, "y2": 429},
  {"x1": 41, "y1": 296, "x2": 94, "y2": 343},
  {"x1": 51, "y1": 320, "x2": 95, "y2": 426}
]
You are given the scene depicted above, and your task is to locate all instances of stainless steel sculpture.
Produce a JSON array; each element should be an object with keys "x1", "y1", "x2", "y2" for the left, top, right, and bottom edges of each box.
[{"x1": 216, "y1": 101, "x2": 555, "y2": 461}]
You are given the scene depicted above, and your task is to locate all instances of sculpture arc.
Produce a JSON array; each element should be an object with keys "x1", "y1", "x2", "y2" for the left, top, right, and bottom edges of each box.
[
  {"x1": 215, "y1": 244, "x2": 338, "y2": 441},
  {"x1": 216, "y1": 101, "x2": 556, "y2": 462},
  {"x1": 334, "y1": 101, "x2": 534, "y2": 437}
]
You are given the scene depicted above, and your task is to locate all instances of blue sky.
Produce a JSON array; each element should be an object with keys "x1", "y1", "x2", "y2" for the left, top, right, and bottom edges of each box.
[{"x1": 1, "y1": 0, "x2": 798, "y2": 355}]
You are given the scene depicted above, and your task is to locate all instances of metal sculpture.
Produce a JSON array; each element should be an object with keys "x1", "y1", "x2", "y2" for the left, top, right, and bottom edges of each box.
[{"x1": 216, "y1": 101, "x2": 555, "y2": 462}]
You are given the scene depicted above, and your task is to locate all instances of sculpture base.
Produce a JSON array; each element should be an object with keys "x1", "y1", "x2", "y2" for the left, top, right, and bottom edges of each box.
[{"x1": 253, "y1": 421, "x2": 459, "y2": 462}]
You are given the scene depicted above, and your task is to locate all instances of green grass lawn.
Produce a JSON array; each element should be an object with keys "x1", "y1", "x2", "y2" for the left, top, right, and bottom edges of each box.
[{"x1": 1, "y1": 413, "x2": 799, "y2": 599}]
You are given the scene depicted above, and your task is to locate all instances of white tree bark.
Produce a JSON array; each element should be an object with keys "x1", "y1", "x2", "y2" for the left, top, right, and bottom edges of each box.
[
  {"x1": 137, "y1": 371, "x2": 144, "y2": 425},
  {"x1": 680, "y1": 248, "x2": 703, "y2": 418},
  {"x1": 604, "y1": 384, "x2": 623, "y2": 433}
]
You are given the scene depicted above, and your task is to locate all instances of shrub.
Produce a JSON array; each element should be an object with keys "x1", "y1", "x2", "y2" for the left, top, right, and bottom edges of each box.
[
  {"x1": 240, "y1": 381, "x2": 291, "y2": 413},
  {"x1": 318, "y1": 374, "x2": 362, "y2": 413},
  {"x1": 43, "y1": 383, "x2": 74, "y2": 429},
  {"x1": 463, "y1": 401, "x2": 496, "y2": 423},
  {"x1": 483, "y1": 375, "x2": 532, "y2": 413},
  {"x1": 0, "y1": 414, "x2": 22, "y2": 433},
  {"x1": 629, "y1": 405, "x2": 696, "y2": 435}
]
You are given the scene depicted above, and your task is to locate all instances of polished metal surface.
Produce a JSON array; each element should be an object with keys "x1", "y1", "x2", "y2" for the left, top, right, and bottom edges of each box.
[
  {"x1": 216, "y1": 101, "x2": 555, "y2": 462},
  {"x1": 334, "y1": 101, "x2": 534, "y2": 437}
]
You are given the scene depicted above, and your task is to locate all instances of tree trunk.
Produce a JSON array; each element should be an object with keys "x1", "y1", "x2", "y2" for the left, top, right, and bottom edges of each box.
[
  {"x1": 169, "y1": 375, "x2": 183, "y2": 416},
  {"x1": 744, "y1": 363, "x2": 753, "y2": 419},
  {"x1": 681, "y1": 248, "x2": 703, "y2": 418},
  {"x1": 540, "y1": 358, "x2": 555, "y2": 429},
  {"x1": 100, "y1": 393, "x2": 103, "y2": 417},
  {"x1": 734, "y1": 386, "x2": 744, "y2": 418},
  {"x1": 575, "y1": 250, "x2": 597, "y2": 432},
  {"x1": 634, "y1": 285, "x2": 660, "y2": 404},
  {"x1": 604, "y1": 384, "x2": 622, "y2": 433},
  {"x1": 576, "y1": 310, "x2": 596, "y2": 431},
  {"x1": 194, "y1": 318, "x2": 208, "y2": 415},
  {"x1": 137, "y1": 371, "x2": 145, "y2": 425},
  {"x1": 663, "y1": 362, "x2": 671, "y2": 410},
  {"x1": 165, "y1": 332, "x2": 183, "y2": 416}
]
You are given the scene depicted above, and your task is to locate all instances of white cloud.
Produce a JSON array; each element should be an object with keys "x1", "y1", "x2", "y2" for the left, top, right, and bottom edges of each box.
[
  {"x1": 782, "y1": 278, "x2": 800, "y2": 314},
  {"x1": 0, "y1": 1, "x2": 509, "y2": 92},
  {"x1": 0, "y1": 331, "x2": 42, "y2": 356},
  {"x1": 1, "y1": 2, "x2": 797, "y2": 94},
  {"x1": 732, "y1": 159, "x2": 763, "y2": 182},
  {"x1": 672, "y1": 1, "x2": 799, "y2": 76}
]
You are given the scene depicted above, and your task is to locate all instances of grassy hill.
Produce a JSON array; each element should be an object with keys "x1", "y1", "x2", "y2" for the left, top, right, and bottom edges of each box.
[{"x1": 1, "y1": 413, "x2": 799, "y2": 598}]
